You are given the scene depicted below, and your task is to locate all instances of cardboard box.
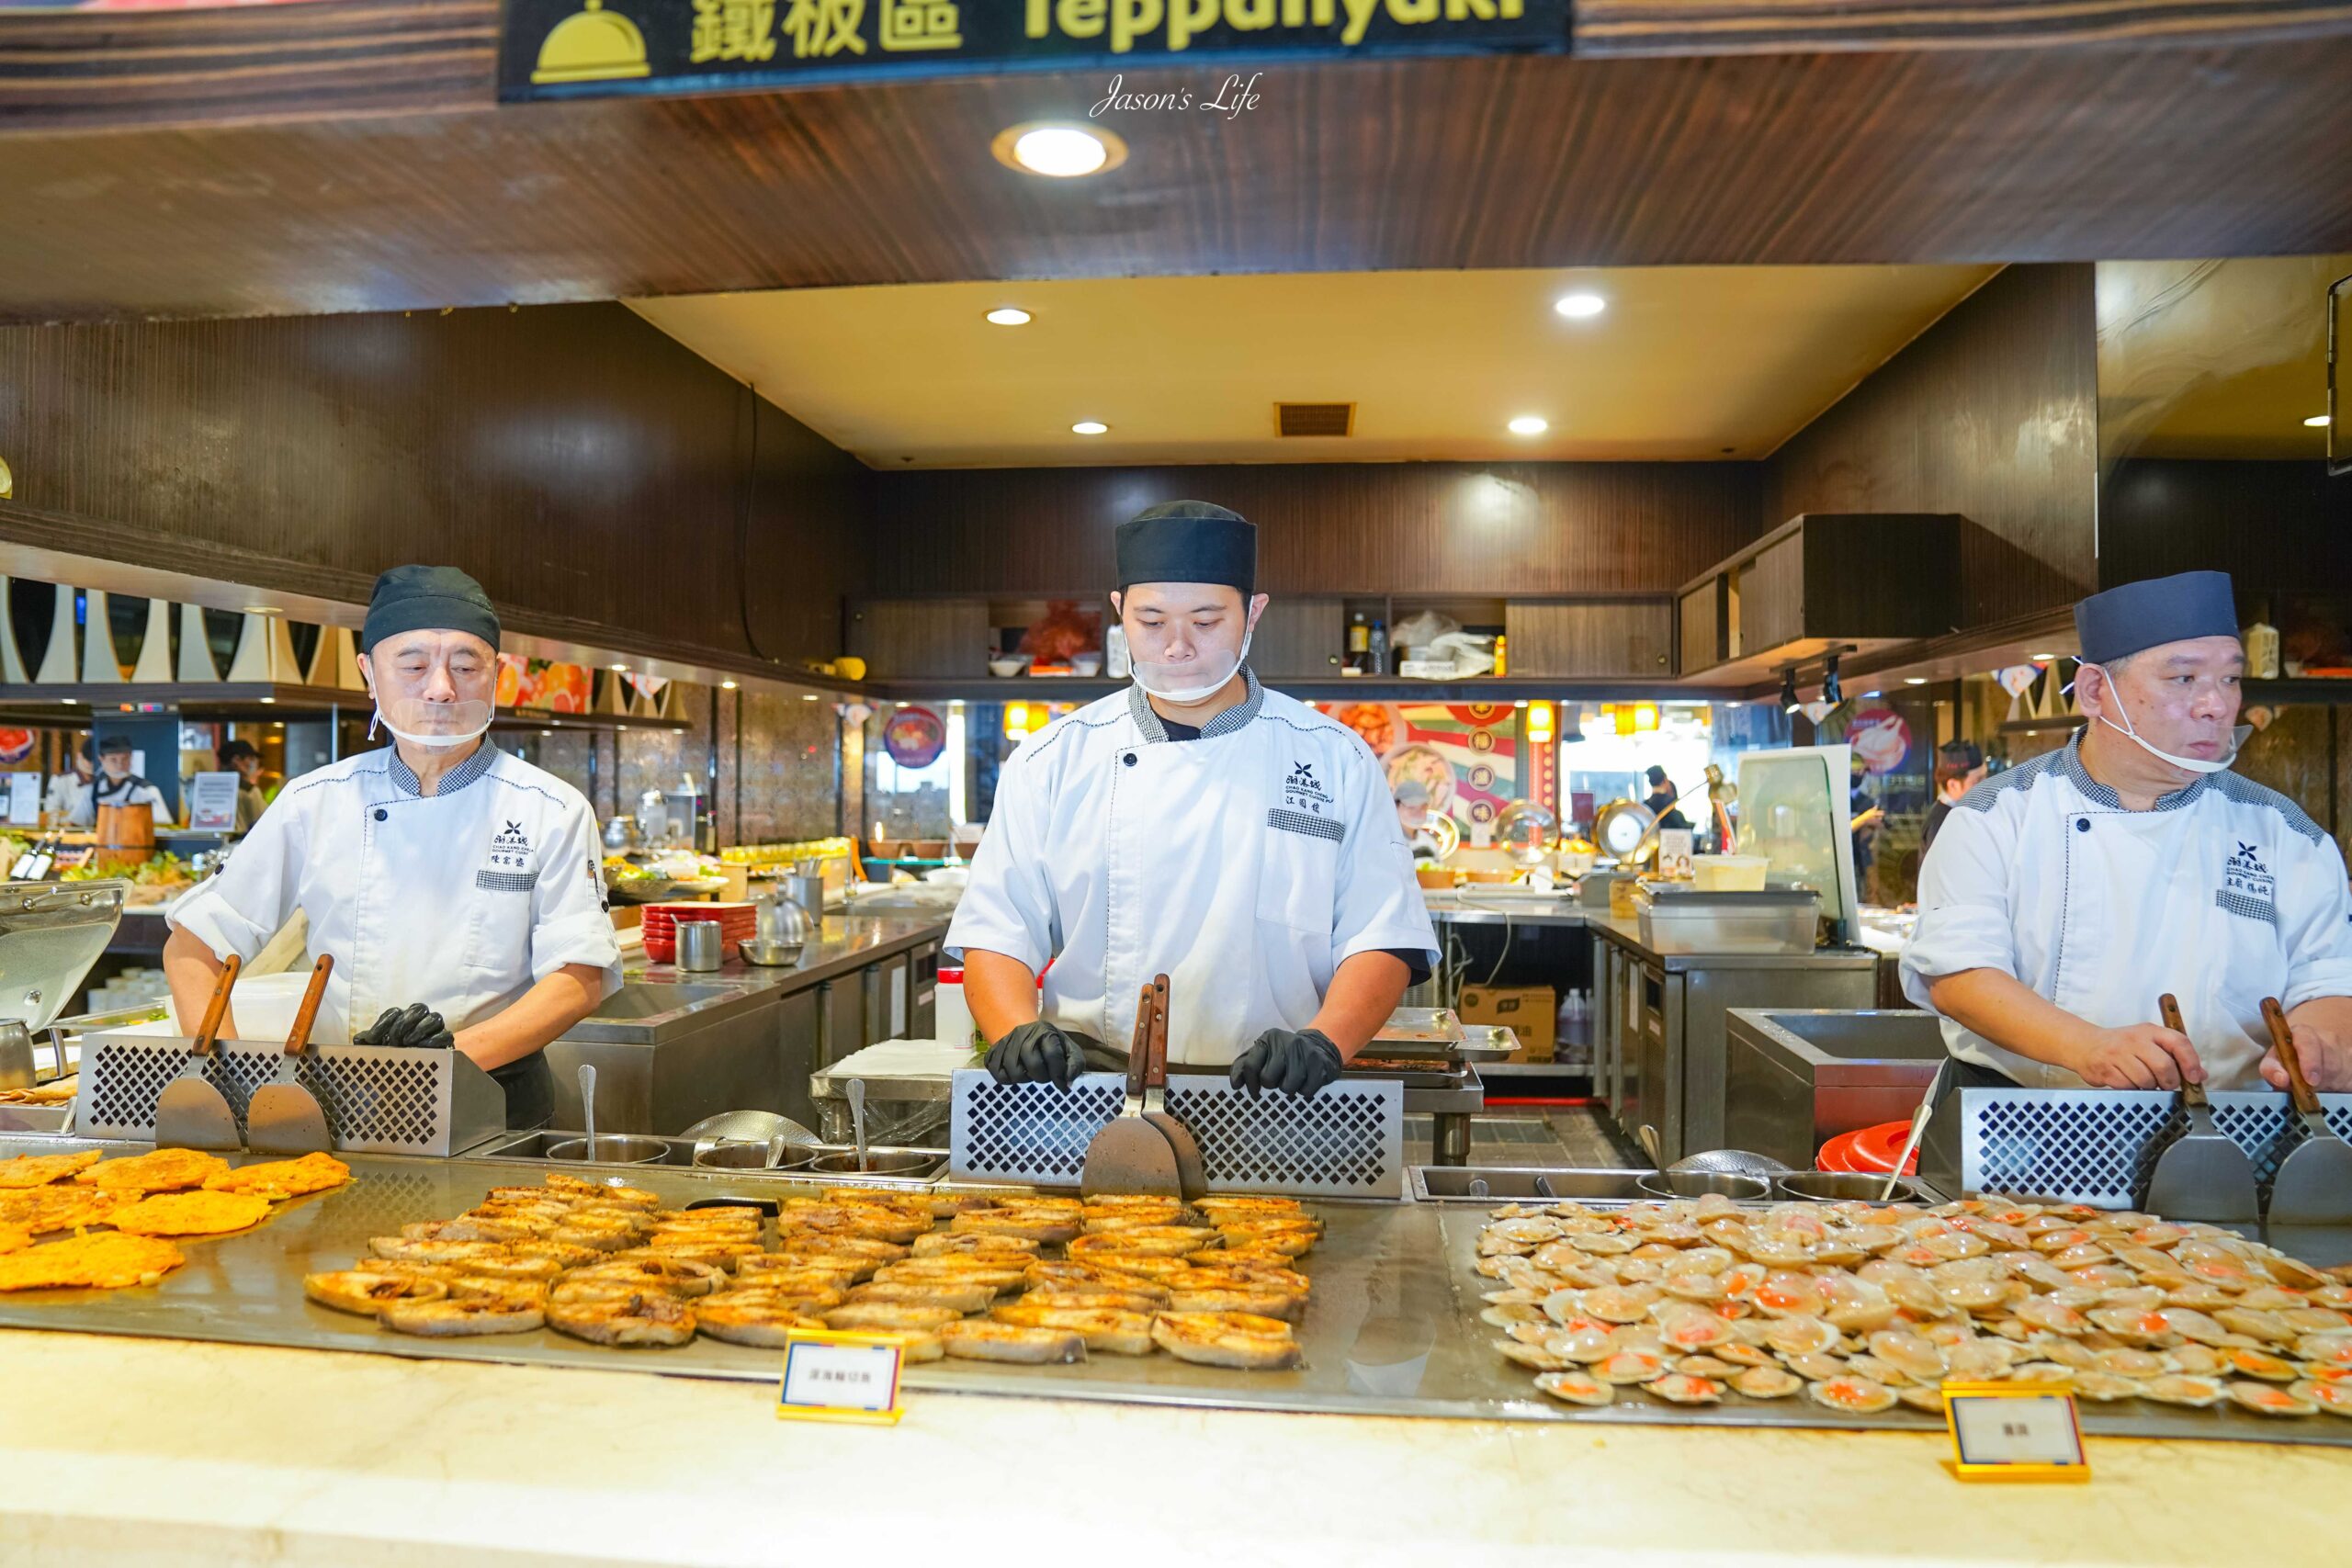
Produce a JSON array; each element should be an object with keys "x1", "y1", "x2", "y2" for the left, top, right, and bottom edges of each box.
[{"x1": 1457, "y1": 985, "x2": 1555, "y2": 1062}]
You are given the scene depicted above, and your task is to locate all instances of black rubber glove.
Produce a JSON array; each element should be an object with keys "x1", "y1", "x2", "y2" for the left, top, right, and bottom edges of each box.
[
  {"x1": 1230, "y1": 1028, "x2": 1345, "y2": 1097},
  {"x1": 356, "y1": 1003, "x2": 448, "y2": 1048},
  {"x1": 984, "y1": 1021, "x2": 1092, "y2": 1089}
]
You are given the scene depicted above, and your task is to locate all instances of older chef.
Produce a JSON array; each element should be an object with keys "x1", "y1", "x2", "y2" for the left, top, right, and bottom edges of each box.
[
  {"x1": 164, "y1": 566, "x2": 619, "y2": 1128},
  {"x1": 950, "y1": 501, "x2": 1438, "y2": 1095},
  {"x1": 1903, "y1": 570, "x2": 2352, "y2": 1094}
]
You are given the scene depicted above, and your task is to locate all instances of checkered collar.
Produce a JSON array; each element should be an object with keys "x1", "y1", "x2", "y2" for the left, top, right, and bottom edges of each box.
[
  {"x1": 384, "y1": 742, "x2": 495, "y2": 798},
  {"x1": 1126, "y1": 666, "x2": 1265, "y2": 745},
  {"x1": 2060, "y1": 729, "x2": 2211, "y2": 814}
]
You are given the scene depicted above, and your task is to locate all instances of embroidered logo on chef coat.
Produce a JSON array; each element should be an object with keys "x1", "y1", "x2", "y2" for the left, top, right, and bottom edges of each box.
[
  {"x1": 478, "y1": 819, "x2": 539, "y2": 893},
  {"x1": 2216, "y1": 840, "x2": 2278, "y2": 927},
  {"x1": 1282, "y1": 760, "x2": 1332, "y2": 813}
]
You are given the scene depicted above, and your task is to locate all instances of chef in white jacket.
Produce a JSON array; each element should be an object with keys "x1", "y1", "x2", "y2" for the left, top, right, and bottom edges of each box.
[
  {"x1": 950, "y1": 501, "x2": 1438, "y2": 1094},
  {"x1": 164, "y1": 566, "x2": 619, "y2": 1128},
  {"x1": 1903, "y1": 570, "x2": 2352, "y2": 1093}
]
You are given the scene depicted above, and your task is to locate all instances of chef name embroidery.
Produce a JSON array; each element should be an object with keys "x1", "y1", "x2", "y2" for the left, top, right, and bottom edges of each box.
[
  {"x1": 1283, "y1": 761, "x2": 1332, "y2": 816},
  {"x1": 2223, "y1": 841, "x2": 2275, "y2": 906},
  {"x1": 489, "y1": 820, "x2": 537, "y2": 873}
]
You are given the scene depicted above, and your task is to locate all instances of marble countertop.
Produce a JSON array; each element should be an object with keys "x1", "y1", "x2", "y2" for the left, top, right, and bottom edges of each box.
[{"x1": 5, "y1": 1329, "x2": 2346, "y2": 1567}]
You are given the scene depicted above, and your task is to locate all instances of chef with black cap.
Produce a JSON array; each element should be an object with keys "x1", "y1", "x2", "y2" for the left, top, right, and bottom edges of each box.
[
  {"x1": 1903, "y1": 570, "x2": 2352, "y2": 1093},
  {"x1": 950, "y1": 502, "x2": 1438, "y2": 1095},
  {"x1": 164, "y1": 566, "x2": 620, "y2": 1128}
]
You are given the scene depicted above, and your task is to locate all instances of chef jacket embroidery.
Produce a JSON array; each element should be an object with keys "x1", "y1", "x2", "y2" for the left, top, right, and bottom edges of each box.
[
  {"x1": 480, "y1": 818, "x2": 538, "y2": 892},
  {"x1": 2217, "y1": 840, "x2": 2277, "y2": 926}
]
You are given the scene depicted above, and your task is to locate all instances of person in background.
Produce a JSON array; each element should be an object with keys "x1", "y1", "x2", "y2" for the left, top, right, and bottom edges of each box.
[
  {"x1": 216, "y1": 739, "x2": 272, "y2": 836},
  {"x1": 1393, "y1": 777, "x2": 1439, "y2": 861},
  {"x1": 1918, "y1": 739, "x2": 1987, "y2": 860},
  {"x1": 68, "y1": 735, "x2": 168, "y2": 828},
  {"x1": 1641, "y1": 764, "x2": 1691, "y2": 832},
  {"x1": 42, "y1": 739, "x2": 92, "y2": 825}
]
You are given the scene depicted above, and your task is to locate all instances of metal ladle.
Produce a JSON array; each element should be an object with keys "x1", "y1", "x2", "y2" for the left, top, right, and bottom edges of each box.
[
  {"x1": 579, "y1": 1063, "x2": 598, "y2": 1147},
  {"x1": 847, "y1": 1077, "x2": 868, "y2": 1173}
]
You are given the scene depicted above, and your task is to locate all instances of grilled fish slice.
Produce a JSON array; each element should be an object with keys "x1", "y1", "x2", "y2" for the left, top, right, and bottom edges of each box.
[
  {"x1": 368, "y1": 1236, "x2": 506, "y2": 1266},
  {"x1": 381, "y1": 1296, "x2": 548, "y2": 1337},
  {"x1": 653, "y1": 1205, "x2": 766, "y2": 1225},
  {"x1": 821, "y1": 1302, "x2": 963, "y2": 1334},
  {"x1": 1023, "y1": 1262, "x2": 1173, "y2": 1302},
  {"x1": 624, "y1": 1241, "x2": 764, "y2": 1271},
  {"x1": 1068, "y1": 1227, "x2": 1218, "y2": 1260},
  {"x1": 548, "y1": 1291, "x2": 695, "y2": 1346},
  {"x1": 455, "y1": 1252, "x2": 568, "y2": 1281},
  {"x1": 405, "y1": 1216, "x2": 539, "y2": 1245},
  {"x1": 1151, "y1": 1311, "x2": 1304, "y2": 1371},
  {"x1": 566, "y1": 1257, "x2": 725, "y2": 1297},
  {"x1": 846, "y1": 1280, "x2": 997, "y2": 1314},
  {"x1": 912, "y1": 1232, "x2": 1042, "y2": 1258},
  {"x1": 872, "y1": 1262, "x2": 1028, "y2": 1295},
  {"x1": 939, "y1": 1320, "x2": 1088, "y2": 1365},
  {"x1": 1167, "y1": 1287, "x2": 1306, "y2": 1324},
  {"x1": 988, "y1": 1303, "x2": 1157, "y2": 1354},
  {"x1": 303, "y1": 1269, "x2": 451, "y2": 1317},
  {"x1": 950, "y1": 1210, "x2": 1081, "y2": 1246},
  {"x1": 1018, "y1": 1287, "x2": 1170, "y2": 1314},
  {"x1": 737, "y1": 1258, "x2": 873, "y2": 1291},
  {"x1": 693, "y1": 1292, "x2": 834, "y2": 1348},
  {"x1": 776, "y1": 1212, "x2": 930, "y2": 1246}
]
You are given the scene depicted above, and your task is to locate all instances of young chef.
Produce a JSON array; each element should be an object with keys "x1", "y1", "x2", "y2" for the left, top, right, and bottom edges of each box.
[
  {"x1": 67, "y1": 735, "x2": 170, "y2": 827},
  {"x1": 164, "y1": 566, "x2": 620, "y2": 1128},
  {"x1": 950, "y1": 501, "x2": 1439, "y2": 1095},
  {"x1": 1902, "y1": 570, "x2": 2352, "y2": 1093}
]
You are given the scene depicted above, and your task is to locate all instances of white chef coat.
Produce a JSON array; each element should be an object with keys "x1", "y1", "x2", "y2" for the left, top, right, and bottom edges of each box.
[
  {"x1": 946, "y1": 670, "x2": 1438, "y2": 1067},
  {"x1": 170, "y1": 743, "x2": 620, "y2": 1043},
  {"x1": 67, "y1": 771, "x2": 168, "y2": 828},
  {"x1": 1901, "y1": 733, "x2": 2352, "y2": 1089}
]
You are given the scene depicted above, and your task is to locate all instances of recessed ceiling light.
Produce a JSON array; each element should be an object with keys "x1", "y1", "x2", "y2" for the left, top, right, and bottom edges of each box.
[
  {"x1": 987, "y1": 308, "x2": 1032, "y2": 327},
  {"x1": 1072, "y1": 421, "x2": 1109, "y2": 436},
  {"x1": 609, "y1": 663, "x2": 628, "y2": 671},
  {"x1": 1903, "y1": 678, "x2": 1928, "y2": 686},
  {"x1": 1554, "y1": 292, "x2": 1607, "y2": 320},
  {"x1": 1508, "y1": 415, "x2": 1549, "y2": 436},
  {"x1": 2306, "y1": 414, "x2": 2332, "y2": 428},
  {"x1": 992, "y1": 122, "x2": 1126, "y2": 179},
  {"x1": 720, "y1": 680, "x2": 739, "y2": 690},
  {"x1": 259, "y1": 695, "x2": 276, "y2": 704},
  {"x1": 2030, "y1": 653, "x2": 2057, "y2": 663},
  {"x1": 540, "y1": 728, "x2": 553, "y2": 736},
  {"x1": 241, "y1": 604, "x2": 277, "y2": 615},
  {"x1": 802, "y1": 694, "x2": 820, "y2": 702}
]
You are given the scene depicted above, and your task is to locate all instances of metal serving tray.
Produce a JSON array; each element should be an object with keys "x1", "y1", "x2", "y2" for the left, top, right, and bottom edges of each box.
[
  {"x1": 1411, "y1": 1167, "x2": 1656, "y2": 1203},
  {"x1": 475, "y1": 1131, "x2": 942, "y2": 1181}
]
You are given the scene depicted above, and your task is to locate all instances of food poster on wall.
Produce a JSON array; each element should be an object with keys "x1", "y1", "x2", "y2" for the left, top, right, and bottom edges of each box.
[
  {"x1": 1322, "y1": 703, "x2": 1521, "y2": 835},
  {"x1": 504, "y1": 659, "x2": 594, "y2": 714}
]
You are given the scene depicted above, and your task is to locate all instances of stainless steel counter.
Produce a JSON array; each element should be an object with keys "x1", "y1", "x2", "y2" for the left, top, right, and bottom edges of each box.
[{"x1": 1, "y1": 1134, "x2": 2343, "y2": 1446}]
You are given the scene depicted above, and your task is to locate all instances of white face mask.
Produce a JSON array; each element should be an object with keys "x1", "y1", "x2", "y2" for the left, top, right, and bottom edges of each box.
[
  {"x1": 2081, "y1": 663, "x2": 2246, "y2": 775},
  {"x1": 1132, "y1": 629, "x2": 1251, "y2": 705},
  {"x1": 368, "y1": 691, "x2": 493, "y2": 751}
]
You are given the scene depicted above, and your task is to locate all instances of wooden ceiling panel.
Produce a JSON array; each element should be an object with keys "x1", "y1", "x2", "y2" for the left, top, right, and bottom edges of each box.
[{"x1": 1, "y1": 17, "x2": 2350, "y2": 323}]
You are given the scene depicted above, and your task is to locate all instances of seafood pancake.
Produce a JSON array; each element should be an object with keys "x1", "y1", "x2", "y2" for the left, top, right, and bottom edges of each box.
[
  {"x1": 110, "y1": 1191, "x2": 272, "y2": 1237},
  {"x1": 382, "y1": 1296, "x2": 547, "y2": 1337},
  {"x1": 1151, "y1": 1311, "x2": 1303, "y2": 1371},
  {"x1": 204, "y1": 1152, "x2": 352, "y2": 1200},
  {"x1": 548, "y1": 1291, "x2": 696, "y2": 1346},
  {"x1": 0, "y1": 1185, "x2": 133, "y2": 1235},
  {"x1": 75, "y1": 1148, "x2": 230, "y2": 1192},
  {"x1": 304, "y1": 1269, "x2": 450, "y2": 1316},
  {"x1": 0, "y1": 1151, "x2": 103, "y2": 1189},
  {"x1": 940, "y1": 1321, "x2": 1088, "y2": 1365},
  {"x1": 0, "y1": 1232, "x2": 184, "y2": 1291}
]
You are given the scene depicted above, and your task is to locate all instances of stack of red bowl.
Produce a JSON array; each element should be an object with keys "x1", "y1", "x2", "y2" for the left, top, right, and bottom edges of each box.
[
  {"x1": 1817, "y1": 1119, "x2": 1919, "y2": 1176},
  {"x1": 642, "y1": 902, "x2": 757, "y2": 964}
]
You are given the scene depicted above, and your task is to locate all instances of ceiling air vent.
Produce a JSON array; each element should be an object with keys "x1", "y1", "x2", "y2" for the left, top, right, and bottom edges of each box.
[{"x1": 1274, "y1": 401, "x2": 1354, "y2": 438}]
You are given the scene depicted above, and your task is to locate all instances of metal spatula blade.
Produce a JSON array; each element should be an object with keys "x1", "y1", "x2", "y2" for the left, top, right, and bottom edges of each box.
[
  {"x1": 1080, "y1": 982, "x2": 1182, "y2": 1197},
  {"x1": 2261, "y1": 997, "x2": 2352, "y2": 1227},
  {"x1": 1136, "y1": 975, "x2": 1207, "y2": 1201},
  {"x1": 246, "y1": 954, "x2": 334, "y2": 1154},
  {"x1": 154, "y1": 953, "x2": 243, "y2": 1151},
  {"x1": 2143, "y1": 992, "x2": 2259, "y2": 1224}
]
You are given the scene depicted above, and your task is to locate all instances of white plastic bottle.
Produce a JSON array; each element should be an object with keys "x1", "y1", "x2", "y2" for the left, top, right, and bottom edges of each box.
[{"x1": 935, "y1": 966, "x2": 977, "y2": 1053}]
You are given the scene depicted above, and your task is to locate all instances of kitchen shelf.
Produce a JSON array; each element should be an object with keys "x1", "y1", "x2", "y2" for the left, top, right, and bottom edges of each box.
[{"x1": 0, "y1": 682, "x2": 687, "y2": 733}]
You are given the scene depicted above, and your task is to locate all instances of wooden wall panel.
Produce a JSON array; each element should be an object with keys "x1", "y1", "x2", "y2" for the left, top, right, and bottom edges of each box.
[
  {"x1": 1504, "y1": 603, "x2": 1675, "y2": 679},
  {"x1": 0, "y1": 302, "x2": 862, "y2": 671},
  {"x1": 862, "y1": 463, "x2": 1763, "y2": 601},
  {"x1": 2099, "y1": 458, "x2": 2352, "y2": 597},
  {"x1": 1764, "y1": 265, "x2": 2098, "y2": 629},
  {"x1": 5, "y1": 32, "x2": 2352, "y2": 323}
]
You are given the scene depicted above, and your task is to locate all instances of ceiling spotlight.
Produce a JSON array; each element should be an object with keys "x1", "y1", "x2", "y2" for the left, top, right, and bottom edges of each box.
[
  {"x1": 609, "y1": 663, "x2": 628, "y2": 672},
  {"x1": 802, "y1": 694, "x2": 820, "y2": 702},
  {"x1": 1554, "y1": 293, "x2": 1607, "y2": 320},
  {"x1": 1822, "y1": 654, "x2": 1843, "y2": 708},
  {"x1": 1904, "y1": 677, "x2": 1928, "y2": 686},
  {"x1": 720, "y1": 680, "x2": 739, "y2": 690},
  {"x1": 259, "y1": 696, "x2": 276, "y2": 705},
  {"x1": 2306, "y1": 414, "x2": 2332, "y2": 428},
  {"x1": 987, "y1": 308, "x2": 1033, "y2": 327},
  {"x1": 993, "y1": 122, "x2": 1126, "y2": 179},
  {"x1": 1072, "y1": 421, "x2": 1109, "y2": 436},
  {"x1": 1781, "y1": 669, "x2": 1802, "y2": 715},
  {"x1": 1508, "y1": 415, "x2": 1549, "y2": 436}
]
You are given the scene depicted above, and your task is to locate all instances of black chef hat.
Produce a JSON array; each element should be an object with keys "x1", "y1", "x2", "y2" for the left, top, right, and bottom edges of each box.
[
  {"x1": 1115, "y1": 501, "x2": 1256, "y2": 598},
  {"x1": 361, "y1": 565, "x2": 501, "y2": 654},
  {"x1": 96, "y1": 734, "x2": 132, "y2": 757},
  {"x1": 2075, "y1": 571, "x2": 2238, "y2": 666}
]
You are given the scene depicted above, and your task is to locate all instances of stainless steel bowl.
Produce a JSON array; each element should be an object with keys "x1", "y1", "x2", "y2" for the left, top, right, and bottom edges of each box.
[
  {"x1": 807, "y1": 1150, "x2": 936, "y2": 1179},
  {"x1": 542, "y1": 1134, "x2": 671, "y2": 1165},
  {"x1": 1773, "y1": 1171, "x2": 1920, "y2": 1204},
  {"x1": 737, "y1": 939, "x2": 805, "y2": 967},
  {"x1": 1635, "y1": 1170, "x2": 1770, "y2": 1201},
  {"x1": 691, "y1": 1138, "x2": 816, "y2": 1171}
]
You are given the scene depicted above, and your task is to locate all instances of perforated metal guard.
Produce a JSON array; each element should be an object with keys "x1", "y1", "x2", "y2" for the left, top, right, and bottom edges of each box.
[
  {"x1": 950, "y1": 1069, "x2": 1403, "y2": 1197},
  {"x1": 74, "y1": 1036, "x2": 505, "y2": 1156},
  {"x1": 1957, "y1": 1088, "x2": 2352, "y2": 1208}
]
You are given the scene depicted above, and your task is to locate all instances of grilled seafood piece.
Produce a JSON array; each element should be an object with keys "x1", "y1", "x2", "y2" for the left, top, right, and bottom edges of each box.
[
  {"x1": 0, "y1": 1184, "x2": 134, "y2": 1235},
  {"x1": 989, "y1": 1303, "x2": 1156, "y2": 1355},
  {"x1": 1150, "y1": 1311, "x2": 1303, "y2": 1371},
  {"x1": 568, "y1": 1257, "x2": 726, "y2": 1297},
  {"x1": 1645, "y1": 1373, "x2": 1724, "y2": 1404},
  {"x1": 303, "y1": 1269, "x2": 450, "y2": 1316},
  {"x1": 847, "y1": 1280, "x2": 999, "y2": 1314},
  {"x1": 1807, "y1": 1376, "x2": 1897, "y2": 1415},
  {"x1": 912, "y1": 1232, "x2": 1038, "y2": 1258},
  {"x1": 872, "y1": 1261, "x2": 1028, "y2": 1294},
  {"x1": 0, "y1": 1151, "x2": 102, "y2": 1189},
  {"x1": 109, "y1": 1191, "x2": 271, "y2": 1237},
  {"x1": 75, "y1": 1148, "x2": 231, "y2": 1192},
  {"x1": 822, "y1": 1302, "x2": 962, "y2": 1334},
  {"x1": 0, "y1": 1232, "x2": 184, "y2": 1291},
  {"x1": 738, "y1": 1256, "x2": 874, "y2": 1289},
  {"x1": 382, "y1": 1296, "x2": 548, "y2": 1337},
  {"x1": 548, "y1": 1290, "x2": 695, "y2": 1346},
  {"x1": 203, "y1": 1153, "x2": 351, "y2": 1200},
  {"x1": 1068, "y1": 1227, "x2": 1219, "y2": 1261},
  {"x1": 1733, "y1": 1366, "x2": 1803, "y2": 1399},
  {"x1": 2229, "y1": 1381, "x2": 2316, "y2": 1416},
  {"x1": 947, "y1": 1209, "x2": 1083, "y2": 1245},
  {"x1": 368, "y1": 1236, "x2": 505, "y2": 1266},
  {"x1": 939, "y1": 1320, "x2": 1088, "y2": 1364},
  {"x1": 1020, "y1": 1287, "x2": 1168, "y2": 1314},
  {"x1": 1024, "y1": 1260, "x2": 1171, "y2": 1298},
  {"x1": 694, "y1": 1290, "x2": 832, "y2": 1348},
  {"x1": 624, "y1": 1240, "x2": 764, "y2": 1270},
  {"x1": 1532, "y1": 1371, "x2": 1614, "y2": 1406},
  {"x1": 1167, "y1": 1286, "x2": 1305, "y2": 1323}
]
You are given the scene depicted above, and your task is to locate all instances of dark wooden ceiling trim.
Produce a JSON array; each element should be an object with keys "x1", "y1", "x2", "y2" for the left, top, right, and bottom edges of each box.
[{"x1": 1577, "y1": 0, "x2": 2352, "y2": 57}]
